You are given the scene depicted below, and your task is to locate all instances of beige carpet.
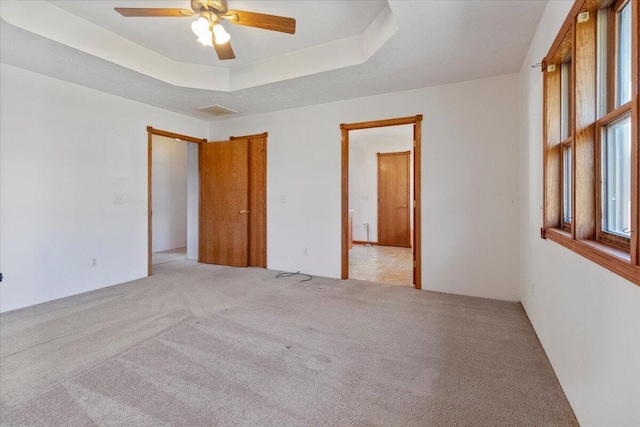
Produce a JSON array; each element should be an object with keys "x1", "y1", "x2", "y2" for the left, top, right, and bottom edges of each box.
[{"x1": 0, "y1": 260, "x2": 577, "y2": 426}]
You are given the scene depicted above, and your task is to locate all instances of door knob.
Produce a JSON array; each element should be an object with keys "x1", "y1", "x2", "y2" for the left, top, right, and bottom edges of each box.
[{"x1": 239, "y1": 209, "x2": 249, "y2": 214}]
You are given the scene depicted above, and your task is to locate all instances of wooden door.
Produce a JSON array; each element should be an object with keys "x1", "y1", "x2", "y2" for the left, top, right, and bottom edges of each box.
[
  {"x1": 378, "y1": 151, "x2": 411, "y2": 247},
  {"x1": 200, "y1": 139, "x2": 249, "y2": 267},
  {"x1": 247, "y1": 135, "x2": 267, "y2": 268}
]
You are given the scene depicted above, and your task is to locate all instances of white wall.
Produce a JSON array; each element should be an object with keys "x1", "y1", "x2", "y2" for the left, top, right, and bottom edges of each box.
[
  {"x1": 187, "y1": 143, "x2": 199, "y2": 260},
  {"x1": 0, "y1": 64, "x2": 208, "y2": 313},
  {"x1": 519, "y1": 2, "x2": 640, "y2": 426},
  {"x1": 210, "y1": 73, "x2": 521, "y2": 301},
  {"x1": 152, "y1": 136, "x2": 187, "y2": 253},
  {"x1": 349, "y1": 133, "x2": 413, "y2": 243}
]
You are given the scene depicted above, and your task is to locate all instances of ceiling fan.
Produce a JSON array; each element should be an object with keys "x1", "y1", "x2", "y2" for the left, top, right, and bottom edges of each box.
[{"x1": 114, "y1": 0, "x2": 296, "y2": 60}]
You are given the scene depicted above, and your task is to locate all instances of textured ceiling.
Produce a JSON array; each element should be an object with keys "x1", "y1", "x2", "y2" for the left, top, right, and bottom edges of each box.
[
  {"x1": 0, "y1": 1, "x2": 548, "y2": 122},
  {"x1": 48, "y1": 1, "x2": 389, "y2": 67}
]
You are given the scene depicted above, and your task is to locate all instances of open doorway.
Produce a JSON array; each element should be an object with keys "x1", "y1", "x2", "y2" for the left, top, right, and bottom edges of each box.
[
  {"x1": 147, "y1": 127, "x2": 206, "y2": 275},
  {"x1": 349, "y1": 127, "x2": 413, "y2": 285},
  {"x1": 151, "y1": 135, "x2": 189, "y2": 266},
  {"x1": 341, "y1": 115, "x2": 422, "y2": 289}
]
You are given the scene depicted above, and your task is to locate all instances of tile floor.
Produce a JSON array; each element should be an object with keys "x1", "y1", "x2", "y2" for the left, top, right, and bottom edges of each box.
[{"x1": 349, "y1": 244, "x2": 413, "y2": 286}]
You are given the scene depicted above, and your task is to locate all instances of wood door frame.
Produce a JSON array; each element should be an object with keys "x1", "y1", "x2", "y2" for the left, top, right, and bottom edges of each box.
[
  {"x1": 147, "y1": 126, "x2": 207, "y2": 276},
  {"x1": 377, "y1": 151, "x2": 411, "y2": 248},
  {"x1": 340, "y1": 115, "x2": 423, "y2": 289}
]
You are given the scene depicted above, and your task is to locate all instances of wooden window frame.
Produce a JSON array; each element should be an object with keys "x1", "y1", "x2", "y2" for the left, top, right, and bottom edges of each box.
[
  {"x1": 561, "y1": 53, "x2": 575, "y2": 233},
  {"x1": 541, "y1": 0, "x2": 640, "y2": 286},
  {"x1": 596, "y1": 103, "x2": 633, "y2": 250},
  {"x1": 598, "y1": 0, "x2": 633, "y2": 249}
]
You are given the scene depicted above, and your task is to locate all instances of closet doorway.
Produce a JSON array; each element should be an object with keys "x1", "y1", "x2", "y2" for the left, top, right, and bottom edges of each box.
[
  {"x1": 199, "y1": 133, "x2": 267, "y2": 268},
  {"x1": 147, "y1": 127, "x2": 207, "y2": 276},
  {"x1": 341, "y1": 115, "x2": 422, "y2": 289},
  {"x1": 147, "y1": 129, "x2": 267, "y2": 275}
]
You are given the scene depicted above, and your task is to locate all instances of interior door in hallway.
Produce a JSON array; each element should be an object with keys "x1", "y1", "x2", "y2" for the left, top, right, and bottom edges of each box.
[
  {"x1": 378, "y1": 151, "x2": 411, "y2": 247},
  {"x1": 200, "y1": 139, "x2": 249, "y2": 267}
]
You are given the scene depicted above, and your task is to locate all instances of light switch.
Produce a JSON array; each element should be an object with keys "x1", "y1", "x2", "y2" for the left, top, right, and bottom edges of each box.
[
  {"x1": 114, "y1": 195, "x2": 127, "y2": 205},
  {"x1": 280, "y1": 195, "x2": 286, "y2": 204}
]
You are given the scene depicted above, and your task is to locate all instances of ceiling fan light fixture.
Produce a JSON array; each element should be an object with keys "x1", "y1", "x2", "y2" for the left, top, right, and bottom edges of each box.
[
  {"x1": 114, "y1": 2, "x2": 295, "y2": 60},
  {"x1": 212, "y1": 23, "x2": 230, "y2": 45},
  {"x1": 197, "y1": 31, "x2": 214, "y2": 46},
  {"x1": 191, "y1": 17, "x2": 210, "y2": 37}
]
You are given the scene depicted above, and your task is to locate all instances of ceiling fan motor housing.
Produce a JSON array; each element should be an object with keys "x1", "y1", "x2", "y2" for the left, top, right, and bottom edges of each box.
[{"x1": 191, "y1": 0, "x2": 228, "y2": 14}]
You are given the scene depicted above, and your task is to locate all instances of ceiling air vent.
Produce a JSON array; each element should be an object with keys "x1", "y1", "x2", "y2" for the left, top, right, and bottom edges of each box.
[{"x1": 197, "y1": 104, "x2": 237, "y2": 116}]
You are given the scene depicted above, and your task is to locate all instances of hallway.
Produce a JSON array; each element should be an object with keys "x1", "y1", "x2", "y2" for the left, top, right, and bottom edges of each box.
[{"x1": 349, "y1": 244, "x2": 413, "y2": 286}]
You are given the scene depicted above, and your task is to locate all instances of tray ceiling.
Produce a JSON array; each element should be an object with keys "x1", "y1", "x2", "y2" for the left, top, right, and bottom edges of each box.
[{"x1": 0, "y1": 1, "x2": 548, "y2": 121}]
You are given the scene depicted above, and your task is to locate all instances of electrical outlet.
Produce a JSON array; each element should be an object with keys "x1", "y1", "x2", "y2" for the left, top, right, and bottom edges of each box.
[
  {"x1": 92, "y1": 258, "x2": 98, "y2": 267},
  {"x1": 303, "y1": 247, "x2": 308, "y2": 256}
]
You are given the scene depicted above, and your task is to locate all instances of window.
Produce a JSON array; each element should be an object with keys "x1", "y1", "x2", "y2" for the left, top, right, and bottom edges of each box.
[
  {"x1": 563, "y1": 143, "x2": 573, "y2": 227},
  {"x1": 616, "y1": 1, "x2": 632, "y2": 107},
  {"x1": 602, "y1": 114, "x2": 632, "y2": 241},
  {"x1": 560, "y1": 59, "x2": 573, "y2": 231},
  {"x1": 597, "y1": 0, "x2": 633, "y2": 250},
  {"x1": 560, "y1": 61, "x2": 573, "y2": 140},
  {"x1": 542, "y1": 0, "x2": 639, "y2": 286}
]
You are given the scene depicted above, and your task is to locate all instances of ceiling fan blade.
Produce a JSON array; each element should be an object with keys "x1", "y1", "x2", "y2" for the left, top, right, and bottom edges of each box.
[
  {"x1": 114, "y1": 8, "x2": 194, "y2": 17},
  {"x1": 214, "y1": 41, "x2": 236, "y2": 60},
  {"x1": 225, "y1": 10, "x2": 296, "y2": 34}
]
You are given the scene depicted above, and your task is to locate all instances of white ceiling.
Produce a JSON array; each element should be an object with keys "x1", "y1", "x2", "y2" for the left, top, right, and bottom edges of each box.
[
  {"x1": 48, "y1": 1, "x2": 389, "y2": 67},
  {"x1": 0, "y1": 0, "x2": 548, "y2": 121}
]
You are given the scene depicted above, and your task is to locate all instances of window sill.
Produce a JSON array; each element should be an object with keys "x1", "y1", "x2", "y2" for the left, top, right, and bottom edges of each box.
[{"x1": 543, "y1": 228, "x2": 639, "y2": 286}]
